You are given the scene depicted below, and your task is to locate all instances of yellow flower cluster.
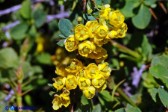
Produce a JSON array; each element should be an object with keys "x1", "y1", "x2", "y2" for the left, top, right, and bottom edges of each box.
[
  {"x1": 51, "y1": 52, "x2": 111, "y2": 110},
  {"x1": 51, "y1": 4, "x2": 127, "y2": 111},
  {"x1": 52, "y1": 90, "x2": 70, "y2": 110},
  {"x1": 65, "y1": 4, "x2": 127, "y2": 60}
]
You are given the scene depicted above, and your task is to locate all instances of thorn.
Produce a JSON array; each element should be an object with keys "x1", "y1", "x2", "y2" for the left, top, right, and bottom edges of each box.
[
  {"x1": 159, "y1": 2, "x2": 167, "y2": 14},
  {"x1": 149, "y1": 8, "x2": 158, "y2": 20}
]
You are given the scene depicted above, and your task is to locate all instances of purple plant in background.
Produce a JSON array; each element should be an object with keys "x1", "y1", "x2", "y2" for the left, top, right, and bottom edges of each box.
[{"x1": 131, "y1": 65, "x2": 146, "y2": 88}]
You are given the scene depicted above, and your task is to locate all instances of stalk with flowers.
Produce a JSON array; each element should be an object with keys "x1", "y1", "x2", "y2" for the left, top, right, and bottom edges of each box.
[{"x1": 51, "y1": 4, "x2": 128, "y2": 110}]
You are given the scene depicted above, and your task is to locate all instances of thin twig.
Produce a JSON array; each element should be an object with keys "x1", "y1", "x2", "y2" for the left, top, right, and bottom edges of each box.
[
  {"x1": 159, "y1": 2, "x2": 167, "y2": 14},
  {"x1": 0, "y1": 5, "x2": 21, "y2": 17},
  {"x1": 149, "y1": 8, "x2": 158, "y2": 20},
  {"x1": 2, "y1": 21, "x2": 20, "y2": 32},
  {"x1": 21, "y1": 88, "x2": 33, "y2": 96},
  {"x1": 0, "y1": 0, "x2": 54, "y2": 17},
  {"x1": 2, "y1": 12, "x2": 69, "y2": 32},
  {"x1": 46, "y1": 12, "x2": 70, "y2": 22}
]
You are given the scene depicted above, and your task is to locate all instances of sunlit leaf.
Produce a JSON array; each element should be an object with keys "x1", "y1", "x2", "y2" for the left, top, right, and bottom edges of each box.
[
  {"x1": 20, "y1": 0, "x2": 31, "y2": 19},
  {"x1": 81, "y1": 95, "x2": 89, "y2": 105},
  {"x1": 121, "y1": 0, "x2": 140, "y2": 17},
  {"x1": 92, "y1": 104, "x2": 101, "y2": 112},
  {"x1": 125, "y1": 104, "x2": 141, "y2": 112},
  {"x1": 33, "y1": 8, "x2": 47, "y2": 27},
  {"x1": 0, "y1": 48, "x2": 19, "y2": 69},
  {"x1": 36, "y1": 53, "x2": 52, "y2": 65},
  {"x1": 58, "y1": 19, "x2": 73, "y2": 37},
  {"x1": 158, "y1": 88, "x2": 168, "y2": 108},
  {"x1": 132, "y1": 4, "x2": 151, "y2": 29},
  {"x1": 149, "y1": 55, "x2": 168, "y2": 88},
  {"x1": 10, "y1": 22, "x2": 29, "y2": 40}
]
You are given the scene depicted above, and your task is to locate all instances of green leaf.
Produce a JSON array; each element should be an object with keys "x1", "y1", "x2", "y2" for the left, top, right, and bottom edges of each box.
[
  {"x1": 158, "y1": 88, "x2": 168, "y2": 108},
  {"x1": 36, "y1": 53, "x2": 52, "y2": 65},
  {"x1": 149, "y1": 55, "x2": 168, "y2": 88},
  {"x1": 121, "y1": 0, "x2": 141, "y2": 17},
  {"x1": 0, "y1": 48, "x2": 19, "y2": 69},
  {"x1": 98, "y1": 95, "x2": 105, "y2": 106},
  {"x1": 102, "y1": 0, "x2": 111, "y2": 4},
  {"x1": 142, "y1": 72, "x2": 158, "y2": 88},
  {"x1": 151, "y1": 55, "x2": 168, "y2": 67},
  {"x1": 83, "y1": 14, "x2": 96, "y2": 21},
  {"x1": 115, "y1": 108, "x2": 125, "y2": 112},
  {"x1": 58, "y1": 19, "x2": 73, "y2": 37},
  {"x1": 10, "y1": 22, "x2": 29, "y2": 40},
  {"x1": 125, "y1": 104, "x2": 141, "y2": 112},
  {"x1": 33, "y1": 8, "x2": 46, "y2": 27},
  {"x1": 95, "y1": 0, "x2": 102, "y2": 6},
  {"x1": 132, "y1": 4, "x2": 151, "y2": 29},
  {"x1": 29, "y1": 25, "x2": 37, "y2": 37},
  {"x1": 32, "y1": 66, "x2": 43, "y2": 74},
  {"x1": 92, "y1": 104, "x2": 101, "y2": 112},
  {"x1": 20, "y1": 0, "x2": 31, "y2": 19},
  {"x1": 144, "y1": 0, "x2": 157, "y2": 6},
  {"x1": 148, "y1": 88, "x2": 158, "y2": 102},
  {"x1": 0, "y1": 30, "x2": 6, "y2": 40},
  {"x1": 99, "y1": 90, "x2": 113, "y2": 102},
  {"x1": 22, "y1": 61, "x2": 34, "y2": 77},
  {"x1": 24, "y1": 95, "x2": 32, "y2": 105},
  {"x1": 150, "y1": 64, "x2": 168, "y2": 87},
  {"x1": 52, "y1": 32, "x2": 66, "y2": 40},
  {"x1": 57, "y1": 39, "x2": 65, "y2": 47},
  {"x1": 81, "y1": 95, "x2": 89, "y2": 105},
  {"x1": 141, "y1": 35, "x2": 152, "y2": 60},
  {"x1": 36, "y1": 78, "x2": 48, "y2": 85}
]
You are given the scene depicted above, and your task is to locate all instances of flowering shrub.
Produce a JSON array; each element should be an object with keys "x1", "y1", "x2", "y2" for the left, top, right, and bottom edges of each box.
[
  {"x1": 0, "y1": 0, "x2": 168, "y2": 112},
  {"x1": 51, "y1": 4, "x2": 128, "y2": 110}
]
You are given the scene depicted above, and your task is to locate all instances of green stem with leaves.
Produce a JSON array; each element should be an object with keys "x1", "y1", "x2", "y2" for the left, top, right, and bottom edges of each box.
[
  {"x1": 117, "y1": 88, "x2": 137, "y2": 107},
  {"x1": 110, "y1": 40, "x2": 142, "y2": 61}
]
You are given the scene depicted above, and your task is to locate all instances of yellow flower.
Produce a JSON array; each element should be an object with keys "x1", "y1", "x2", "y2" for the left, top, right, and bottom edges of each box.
[
  {"x1": 107, "y1": 23, "x2": 127, "y2": 39},
  {"x1": 52, "y1": 91, "x2": 70, "y2": 110},
  {"x1": 78, "y1": 41, "x2": 96, "y2": 57},
  {"x1": 36, "y1": 43, "x2": 43, "y2": 53},
  {"x1": 75, "y1": 24, "x2": 90, "y2": 41},
  {"x1": 85, "y1": 63, "x2": 99, "y2": 79},
  {"x1": 65, "y1": 59, "x2": 83, "y2": 73},
  {"x1": 65, "y1": 35, "x2": 78, "y2": 52},
  {"x1": 99, "y1": 4, "x2": 111, "y2": 20},
  {"x1": 106, "y1": 30, "x2": 118, "y2": 39},
  {"x1": 109, "y1": 10, "x2": 125, "y2": 28},
  {"x1": 92, "y1": 37, "x2": 108, "y2": 46},
  {"x1": 52, "y1": 47, "x2": 66, "y2": 66},
  {"x1": 76, "y1": 68, "x2": 86, "y2": 77},
  {"x1": 53, "y1": 77, "x2": 66, "y2": 90},
  {"x1": 85, "y1": 21, "x2": 99, "y2": 38},
  {"x1": 55, "y1": 47, "x2": 66, "y2": 55},
  {"x1": 95, "y1": 25, "x2": 108, "y2": 39},
  {"x1": 55, "y1": 65, "x2": 67, "y2": 77},
  {"x1": 98, "y1": 62, "x2": 111, "y2": 79},
  {"x1": 86, "y1": 21, "x2": 108, "y2": 40},
  {"x1": 65, "y1": 75, "x2": 78, "y2": 90},
  {"x1": 92, "y1": 76, "x2": 106, "y2": 88},
  {"x1": 78, "y1": 77, "x2": 91, "y2": 90},
  {"x1": 61, "y1": 56, "x2": 71, "y2": 66},
  {"x1": 83, "y1": 86, "x2": 96, "y2": 99},
  {"x1": 97, "y1": 83, "x2": 107, "y2": 92},
  {"x1": 36, "y1": 36, "x2": 45, "y2": 53},
  {"x1": 88, "y1": 47, "x2": 108, "y2": 61},
  {"x1": 117, "y1": 23, "x2": 128, "y2": 38}
]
